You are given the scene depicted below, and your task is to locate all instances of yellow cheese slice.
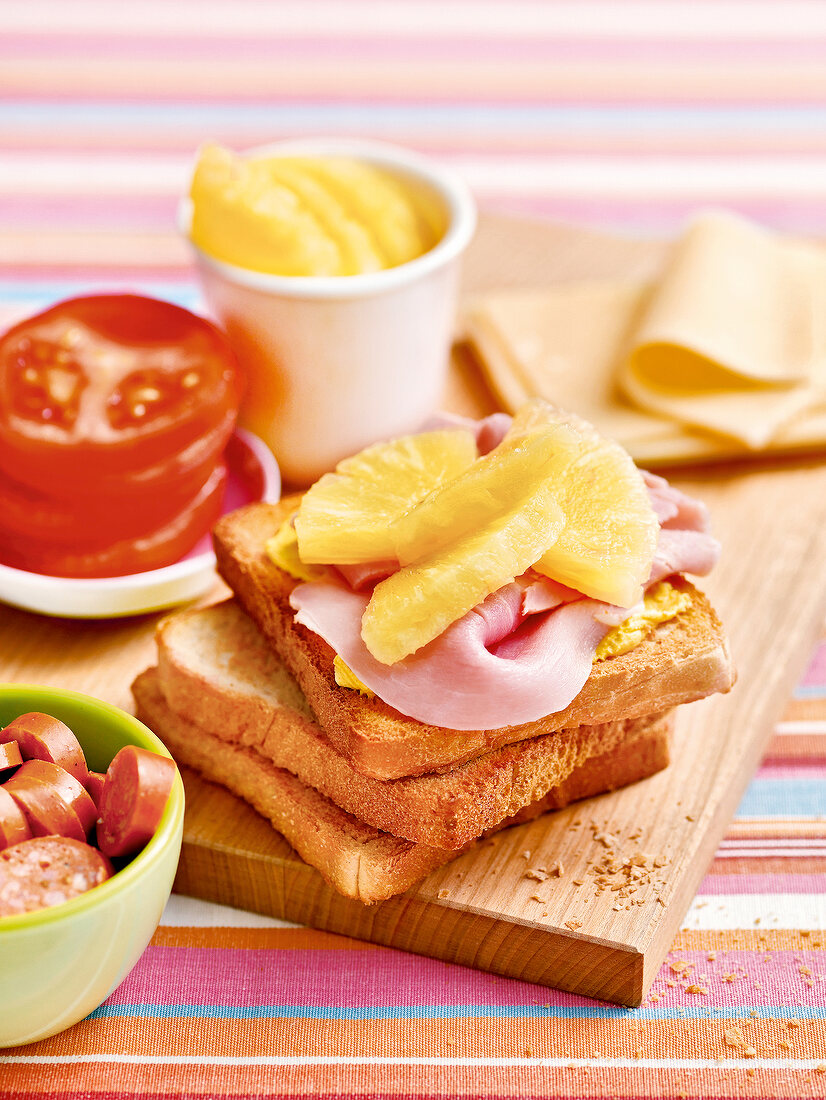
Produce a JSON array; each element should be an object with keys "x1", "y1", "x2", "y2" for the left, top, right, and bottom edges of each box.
[{"x1": 465, "y1": 211, "x2": 826, "y2": 463}]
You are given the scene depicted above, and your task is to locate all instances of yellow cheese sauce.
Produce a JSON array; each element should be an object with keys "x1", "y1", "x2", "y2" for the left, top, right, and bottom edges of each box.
[
  {"x1": 595, "y1": 581, "x2": 691, "y2": 660},
  {"x1": 189, "y1": 144, "x2": 446, "y2": 276},
  {"x1": 265, "y1": 518, "x2": 328, "y2": 584},
  {"x1": 333, "y1": 656, "x2": 375, "y2": 698}
]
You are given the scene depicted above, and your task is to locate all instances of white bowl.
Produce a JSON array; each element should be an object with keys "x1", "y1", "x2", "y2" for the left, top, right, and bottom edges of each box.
[
  {"x1": 180, "y1": 138, "x2": 477, "y2": 485},
  {"x1": 0, "y1": 428, "x2": 280, "y2": 619}
]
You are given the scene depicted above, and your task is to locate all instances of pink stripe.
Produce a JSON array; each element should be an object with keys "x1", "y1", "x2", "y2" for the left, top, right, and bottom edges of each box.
[
  {"x1": 9, "y1": 86, "x2": 826, "y2": 106},
  {"x1": 649, "y1": 950, "x2": 824, "y2": 1004},
  {"x1": 9, "y1": 134, "x2": 826, "y2": 158},
  {"x1": 755, "y1": 765, "x2": 826, "y2": 780},
  {"x1": 482, "y1": 196, "x2": 826, "y2": 234},
  {"x1": 801, "y1": 642, "x2": 826, "y2": 688},
  {"x1": 109, "y1": 945, "x2": 826, "y2": 1010},
  {"x1": 0, "y1": 265, "x2": 195, "y2": 282},
  {"x1": 111, "y1": 947, "x2": 621, "y2": 1009},
  {"x1": 698, "y1": 874, "x2": 826, "y2": 894},
  {"x1": 4, "y1": 197, "x2": 826, "y2": 240}
]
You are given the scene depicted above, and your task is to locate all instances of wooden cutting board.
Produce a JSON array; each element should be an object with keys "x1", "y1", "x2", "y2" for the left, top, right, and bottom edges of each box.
[{"x1": 2, "y1": 215, "x2": 826, "y2": 1007}]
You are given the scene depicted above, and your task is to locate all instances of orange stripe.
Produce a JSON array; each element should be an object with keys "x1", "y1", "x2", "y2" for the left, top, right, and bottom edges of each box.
[
  {"x1": 673, "y1": 929, "x2": 825, "y2": 951},
  {"x1": 151, "y1": 926, "x2": 379, "y2": 950},
  {"x1": 13, "y1": 1016, "x2": 826, "y2": 1062},
  {"x1": 1, "y1": 1061, "x2": 824, "y2": 1098},
  {"x1": 7, "y1": 57, "x2": 826, "y2": 100}
]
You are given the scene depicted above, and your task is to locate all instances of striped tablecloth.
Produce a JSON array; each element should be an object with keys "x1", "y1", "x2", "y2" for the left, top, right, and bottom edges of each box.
[{"x1": 1, "y1": 3, "x2": 825, "y2": 1096}]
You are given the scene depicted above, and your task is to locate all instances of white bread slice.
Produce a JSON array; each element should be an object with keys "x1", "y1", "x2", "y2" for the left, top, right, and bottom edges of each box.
[
  {"x1": 132, "y1": 667, "x2": 672, "y2": 903},
  {"x1": 213, "y1": 498, "x2": 734, "y2": 780},
  {"x1": 155, "y1": 599, "x2": 671, "y2": 849}
]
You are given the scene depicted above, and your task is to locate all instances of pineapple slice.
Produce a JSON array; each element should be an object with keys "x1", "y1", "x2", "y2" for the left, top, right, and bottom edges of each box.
[
  {"x1": 361, "y1": 430, "x2": 565, "y2": 664},
  {"x1": 506, "y1": 399, "x2": 658, "y2": 608},
  {"x1": 294, "y1": 429, "x2": 478, "y2": 565}
]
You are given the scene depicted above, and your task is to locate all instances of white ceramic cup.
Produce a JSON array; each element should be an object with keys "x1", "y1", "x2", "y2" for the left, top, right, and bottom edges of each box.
[{"x1": 180, "y1": 138, "x2": 477, "y2": 486}]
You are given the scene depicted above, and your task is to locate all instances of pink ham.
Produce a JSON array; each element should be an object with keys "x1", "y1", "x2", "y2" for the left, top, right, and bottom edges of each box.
[
  {"x1": 643, "y1": 471, "x2": 720, "y2": 584},
  {"x1": 421, "y1": 411, "x2": 511, "y2": 455},
  {"x1": 291, "y1": 580, "x2": 613, "y2": 730},
  {"x1": 334, "y1": 560, "x2": 397, "y2": 591}
]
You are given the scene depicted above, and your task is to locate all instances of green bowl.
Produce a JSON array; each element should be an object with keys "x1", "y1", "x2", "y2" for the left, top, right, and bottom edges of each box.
[{"x1": 0, "y1": 683, "x2": 185, "y2": 1047}]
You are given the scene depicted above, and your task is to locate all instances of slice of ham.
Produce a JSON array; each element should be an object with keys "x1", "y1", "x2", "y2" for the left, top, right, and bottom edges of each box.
[
  {"x1": 421, "y1": 411, "x2": 511, "y2": 455},
  {"x1": 291, "y1": 580, "x2": 614, "y2": 730},
  {"x1": 334, "y1": 560, "x2": 397, "y2": 591},
  {"x1": 290, "y1": 459, "x2": 720, "y2": 730}
]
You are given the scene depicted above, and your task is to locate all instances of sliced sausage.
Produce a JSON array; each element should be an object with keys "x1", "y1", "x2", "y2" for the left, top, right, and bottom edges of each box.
[
  {"x1": 84, "y1": 770, "x2": 106, "y2": 808},
  {"x1": 0, "y1": 787, "x2": 31, "y2": 851},
  {"x1": 97, "y1": 746, "x2": 176, "y2": 859},
  {"x1": 0, "y1": 836, "x2": 113, "y2": 917},
  {"x1": 0, "y1": 741, "x2": 22, "y2": 772},
  {"x1": 3, "y1": 765, "x2": 87, "y2": 842},
  {"x1": 12, "y1": 759, "x2": 97, "y2": 835},
  {"x1": 1, "y1": 712, "x2": 88, "y2": 784}
]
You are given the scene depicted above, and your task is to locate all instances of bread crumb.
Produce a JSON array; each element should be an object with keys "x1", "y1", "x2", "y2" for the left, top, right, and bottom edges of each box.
[
  {"x1": 530, "y1": 893, "x2": 545, "y2": 903},
  {"x1": 525, "y1": 868, "x2": 549, "y2": 883},
  {"x1": 565, "y1": 919, "x2": 582, "y2": 931},
  {"x1": 787, "y1": 1019, "x2": 802, "y2": 1029},
  {"x1": 724, "y1": 1027, "x2": 745, "y2": 1049},
  {"x1": 816, "y1": 1064, "x2": 826, "y2": 1074},
  {"x1": 800, "y1": 965, "x2": 812, "y2": 975},
  {"x1": 670, "y1": 960, "x2": 693, "y2": 975},
  {"x1": 707, "y1": 952, "x2": 717, "y2": 961},
  {"x1": 722, "y1": 972, "x2": 737, "y2": 983},
  {"x1": 438, "y1": 889, "x2": 450, "y2": 898},
  {"x1": 779, "y1": 1040, "x2": 791, "y2": 1051},
  {"x1": 743, "y1": 1046, "x2": 757, "y2": 1058},
  {"x1": 685, "y1": 984, "x2": 708, "y2": 995},
  {"x1": 524, "y1": 1047, "x2": 533, "y2": 1058},
  {"x1": 521, "y1": 850, "x2": 531, "y2": 860}
]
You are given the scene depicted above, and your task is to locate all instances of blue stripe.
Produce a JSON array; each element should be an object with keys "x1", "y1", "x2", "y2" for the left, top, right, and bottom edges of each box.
[
  {"x1": 88, "y1": 1002, "x2": 826, "y2": 1022},
  {"x1": 736, "y1": 778, "x2": 826, "y2": 818},
  {"x1": 4, "y1": 102, "x2": 826, "y2": 132},
  {"x1": 793, "y1": 684, "x2": 826, "y2": 699},
  {"x1": 0, "y1": 282, "x2": 202, "y2": 310}
]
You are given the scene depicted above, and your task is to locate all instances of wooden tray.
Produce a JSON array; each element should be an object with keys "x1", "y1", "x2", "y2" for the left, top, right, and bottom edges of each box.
[{"x1": 3, "y1": 216, "x2": 826, "y2": 1006}]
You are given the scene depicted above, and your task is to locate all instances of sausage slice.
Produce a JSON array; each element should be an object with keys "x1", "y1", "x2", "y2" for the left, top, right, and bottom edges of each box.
[
  {"x1": 1, "y1": 712, "x2": 88, "y2": 784},
  {"x1": 84, "y1": 770, "x2": 106, "y2": 808},
  {"x1": 4, "y1": 765, "x2": 87, "y2": 842},
  {"x1": 97, "y1": 746, "x2": 176, "y2": 859},
  {"x1": 0, "y1": 741, "x2": 22, "y2": 772},
  {"x1": 12, "y1": 759, "x2": 97, "y2": 835},
  {"x1": 0, "y1": 787, "x2": 31, "y2": 851},
  {"x1": 0, "y1": 836, "x2": 113, "y2": 917}
]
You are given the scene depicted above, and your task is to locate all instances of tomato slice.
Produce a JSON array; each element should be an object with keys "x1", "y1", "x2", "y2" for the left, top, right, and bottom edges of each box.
[
  {"x1": 0, "y1": 294, "x2": 241, "y2": 497},
  {"x1": 0, "y1": 462, "x2": 228, "y2": 578}
]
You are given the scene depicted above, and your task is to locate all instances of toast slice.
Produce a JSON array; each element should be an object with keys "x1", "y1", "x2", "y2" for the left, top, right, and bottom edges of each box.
[
  {"x1": 154, "y1": 599, "x2": 671, "y2": 849},
  {"x1": 133, "y1": 668, "x2": 672, "y2": 903},
  {"x1": 213, "y1": 498, "x2": 734, "y2": 780}
]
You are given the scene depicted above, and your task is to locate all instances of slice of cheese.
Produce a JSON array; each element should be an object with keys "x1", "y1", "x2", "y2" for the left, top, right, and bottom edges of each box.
[{"x1": 465, "y1": 211, "x2": 826, "y2": 461}]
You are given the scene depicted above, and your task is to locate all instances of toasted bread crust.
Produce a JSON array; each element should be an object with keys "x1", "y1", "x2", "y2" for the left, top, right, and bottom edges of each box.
[
  {"x1": 155, "y1": 599, "x2": 671, "y2": 848},
  {"x1": 213, "y1": 499, "x2": 733, "y2": 780},
  {"x1": 133, "y1": 668, "x2": 671, "y2": 903}
]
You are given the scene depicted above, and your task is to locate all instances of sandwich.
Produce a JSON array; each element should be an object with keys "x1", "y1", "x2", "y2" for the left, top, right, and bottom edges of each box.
[{"x1": 133, "y1": 399, "x2": 733, "y2": 902}]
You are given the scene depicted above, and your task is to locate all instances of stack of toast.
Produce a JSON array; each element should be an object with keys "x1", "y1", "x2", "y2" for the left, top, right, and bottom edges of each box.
[{"x1": 132, "y1": 497, "x2": 734, "y2": 904}]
